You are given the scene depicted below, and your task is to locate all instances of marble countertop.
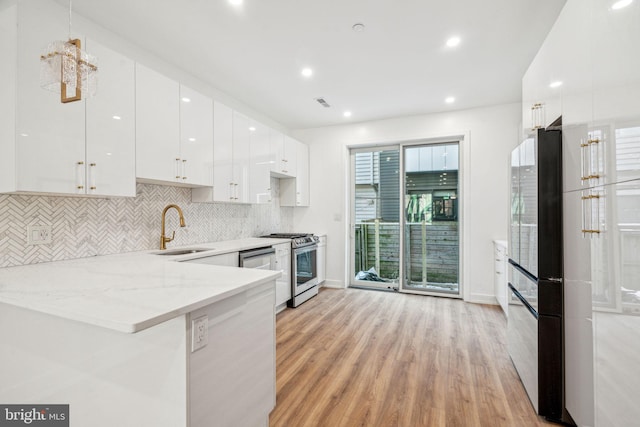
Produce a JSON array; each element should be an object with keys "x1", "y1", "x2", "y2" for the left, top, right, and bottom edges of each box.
[{"x1": 0, "y1": 238, "x2": 290, "y2": 334}]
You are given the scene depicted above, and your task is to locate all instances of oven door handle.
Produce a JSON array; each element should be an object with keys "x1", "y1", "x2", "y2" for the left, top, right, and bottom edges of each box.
[{"x1": 294, "y1": 244, "x2": 318, "y2": 255}]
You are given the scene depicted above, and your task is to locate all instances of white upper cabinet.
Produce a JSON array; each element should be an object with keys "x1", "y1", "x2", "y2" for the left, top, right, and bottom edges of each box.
[
  {"x1": 590, "y1": 0, "x2": 640, "y2": 125},
  {"x1": 249, "y1": 120, "x2": 272, "y2": 204},
  {"x1": 135, "y1": 65, "x2": 213, "y2": 187},
  {"x1": 193, "y1": 102, "x2": 251, "y2": 203},
  {"x1": 560, "y1": 0, "x2": 640, "y2": 192},
  {"x1": 270, "y1": 131, "x2": 296, "y2": 178},
  {"x1": 232, "y1": 111, "x2": 251, "y2": 203},
  {"x1": 135, "y1": 63, "x2": 180, "y2": 184},
  {"x1": 84, "y1": 39, "x2": 136, "y2": 197},
  {"x1": 281, "y1": 139, "x2": 310, "y2": 207},
  {"x1": 179, "y1": 85, "x2": 213, "y2": 187},
  {"x1": 0, "y1": 0, "x2": 134, "y2": 197},
  {"x1": 13, "y1": 0, "x2": 85, "y2": 194},
  {"x1": 295, "y1": 142, "x2": 310, "y2": 206},
  {"x1": 521, "y1": 34, "x2": 564, "y2": 132}
]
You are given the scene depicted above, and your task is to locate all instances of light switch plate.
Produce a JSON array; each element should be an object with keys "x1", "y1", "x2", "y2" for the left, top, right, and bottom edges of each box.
[{"x1": 192, "y1": 315, "x2": 208, "y2": 352}]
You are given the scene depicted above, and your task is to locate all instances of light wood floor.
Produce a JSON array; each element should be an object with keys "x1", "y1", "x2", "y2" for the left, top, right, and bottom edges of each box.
[{"x1": 269, "y1": 287, "x2": 557, "y2": 427}]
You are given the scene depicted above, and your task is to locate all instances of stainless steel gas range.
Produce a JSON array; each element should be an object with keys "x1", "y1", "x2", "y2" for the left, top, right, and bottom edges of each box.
[{"x1": 262, "y1": 233, "x2": 319, "y2": 307}]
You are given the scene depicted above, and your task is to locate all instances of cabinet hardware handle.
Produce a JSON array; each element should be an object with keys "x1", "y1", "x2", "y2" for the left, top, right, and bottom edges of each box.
[
  {"x1": 90, "y1": 163, "x2": 96, "y2": 167},
  {"x1": 176, "y1": 175, "x2": 181, "y2": 179},
  {"x1": 90, "y1": 186, "x2": 96, "y2": 190},
  {"x1": 76, "y1": 160, "x2": 86, "y2": 192}
]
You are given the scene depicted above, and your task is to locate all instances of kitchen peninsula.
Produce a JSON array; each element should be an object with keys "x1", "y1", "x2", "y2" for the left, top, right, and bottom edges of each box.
[{"x1": 0, "y1": 238, "x2": 285, "y2": 427}]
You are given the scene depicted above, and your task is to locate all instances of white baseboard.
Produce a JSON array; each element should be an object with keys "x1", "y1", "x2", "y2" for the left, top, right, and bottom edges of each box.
[
  {"x1": 319, "y1": 279, "x2": 344, "y2": 289},
  {"x1": 466, "y1": 293, "x2": 499, "y2": 305},
  {"x1": 275, "y1": 302, "x2": 287, "y2": 313}
]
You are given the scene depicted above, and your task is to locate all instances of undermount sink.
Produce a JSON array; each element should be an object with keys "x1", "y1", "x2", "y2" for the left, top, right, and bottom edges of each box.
[{"x1": 152, "y1": 248, "x2": 212, "y2": 256}]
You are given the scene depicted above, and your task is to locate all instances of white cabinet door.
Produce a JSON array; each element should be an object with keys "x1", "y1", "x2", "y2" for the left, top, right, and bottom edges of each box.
[
  {"x1": 179, "y1": 85, "x2": 213, "y2": 187},
  {"x1": 189, "y1": 282, "x2": 275, "y2": 427},
  {"x1": 232, "y1": 111, "x2": 251, "y2": 203},
  {"x1": 493, "y1": 241, "x2": 508, "y2": 315},
  {"x1": 249, "y1": 120, "x2": 272, "y2": 204},
  {"x1": 317, "y1": 235, "x2": 327, "y2": 285},
  {"x1": 590, "y1": 0, "x2": 640, "y2": 126},
  {"x1": 193, "y1": 102, "x2": 252, "y2": 203},
  {"x1": 283, "y1": 136, "x2": 298, "y2": 177},
  {"x1": 295, "y1": 142, "x2": 310, "y2": 206},
  {"x1": 590, "y1": 179, "x2": 640, "y2": 427},
  {"x1": 281, "y1": 139, "x2": 310, "y2": 207},
  {"x1": 211, "y1": 101, "x2": 234, "y2": 201},
  {"x1": 0, "y1": 3, "x2": 16, "y2": 191},
  {"x1": 270, "y1": 130, "x2": 296, "y2": 177},
  {"x1": 15, "y1": 0, "x2": 85, "y2": 194},
  {"x1": 135, "y1": 63, "x2": 180, "y2": 183},
  {"x1": 85, "y1": 39, "x2": 136, "y2": 197},
  {"x1": 273, "y1": 243, "x2": 291, "y2": 307}
]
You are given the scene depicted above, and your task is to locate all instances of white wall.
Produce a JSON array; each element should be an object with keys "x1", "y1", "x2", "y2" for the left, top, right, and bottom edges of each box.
[{"x1": 291, "y1": 103, "x2": 521, "y2": 304}]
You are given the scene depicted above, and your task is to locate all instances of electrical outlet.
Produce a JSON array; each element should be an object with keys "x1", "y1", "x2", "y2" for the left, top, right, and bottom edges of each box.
[
  {"x1": 27, "y1": 225, "x2": 52, "y2": 245},
  {"x1": 191, "y1": 315, "x2": 208, "y2": 352}
]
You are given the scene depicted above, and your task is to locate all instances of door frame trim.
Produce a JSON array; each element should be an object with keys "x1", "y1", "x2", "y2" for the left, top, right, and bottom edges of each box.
[{"x1": 345, "y1": 131, "x2": 470, "y2": 300}]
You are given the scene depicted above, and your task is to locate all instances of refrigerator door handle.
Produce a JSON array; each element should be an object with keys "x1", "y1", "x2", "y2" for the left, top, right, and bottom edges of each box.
[{"x1": 508, "y1": 283, "x2": 538, "y2": 319}]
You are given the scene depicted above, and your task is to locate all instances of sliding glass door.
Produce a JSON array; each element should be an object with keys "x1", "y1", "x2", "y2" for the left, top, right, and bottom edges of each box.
[
  {"x1": 401, "y1": 143, "x2": 460, "y2": 296},
  {"x1": 350, "y1": 147, "x2": 401, "y2": 290},
  {"x1": 349, "y1": 140, "x2": 461, "y2": 297}
]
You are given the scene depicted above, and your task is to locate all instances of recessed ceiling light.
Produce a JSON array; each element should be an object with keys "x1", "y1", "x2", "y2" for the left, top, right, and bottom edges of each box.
[
  {"x1": 181, "y1": 97, "x2": 191, "y2": 103},
  {"x1": 112, "y1": 115, "x2": 121, "y2": 120},
  {"x1": 611, "y1": 0, "x2": 633, "y2": 9},
  {"x1": 249, "y1": 126, "x2": 256, "y2": 131},
  {"x1": 445, "y1": 96, "x2": 455, "y2": 104},
  {"x1": 343, "y1": 111, "x2": 352, "y2": 118},
  {"x1": 19, "y1": 133, "x2": 28, "y2": 137},
  {"x1": 188, "y1": 137, "x2": 196, "y2": 142},
  {"x1": 229, "y1": 0, "x2": 243, "y2": 6},
  {"x1": 352, "y1": 23, "x2": 365, "y2": 32},
  {"x1": 301, "y1": 68, "x2": 313, "y2": 78},
  {"x1": 446, "y1": 36, "x2": 461, "y2": 48},
  {"x1": 549, "y1": 81, "x2": 563, "y2": 88}
]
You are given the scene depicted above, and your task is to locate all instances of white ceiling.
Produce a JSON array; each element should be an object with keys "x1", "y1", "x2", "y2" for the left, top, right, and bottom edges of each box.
[{"x1": 59, "y1": 0, "x2": 566, "y2": 129}]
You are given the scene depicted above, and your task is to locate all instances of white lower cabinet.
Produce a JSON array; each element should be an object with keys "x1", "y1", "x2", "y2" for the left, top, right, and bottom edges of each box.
[
  {"x1": 0, "y1": 279, "x2": 276, "y2": 427},
  {"x1": 189, "y1": 281, "x2": 275, "y2": 427},
  {"x1": 564, "y1": 180, "x2": 640, "y2": 427},
  {"x1": 493, "y1": 240, "x2": 508, "y2": 315},
  {"x1": 273, "y1": 243, "x2": 291, "y2": 309},
  {"x1": 317, "y1": 235, "x2": 326, "y2": 285}
]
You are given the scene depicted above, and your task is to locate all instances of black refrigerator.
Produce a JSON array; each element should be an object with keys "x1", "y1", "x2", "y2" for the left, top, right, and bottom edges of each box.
[{"x1": 508, "y1": 126, "x2": 571, "y2": 424}]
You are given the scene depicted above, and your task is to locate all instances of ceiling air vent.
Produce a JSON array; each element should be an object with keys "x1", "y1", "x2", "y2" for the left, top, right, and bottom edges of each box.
[{"x1": 315, "y1": 97, "x2": 331, "y2": 108}]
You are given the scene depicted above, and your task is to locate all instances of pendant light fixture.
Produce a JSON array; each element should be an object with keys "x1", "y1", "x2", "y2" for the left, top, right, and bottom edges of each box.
[{"x1": 39, "y1": 0, "x2": 98, "y2": 103}]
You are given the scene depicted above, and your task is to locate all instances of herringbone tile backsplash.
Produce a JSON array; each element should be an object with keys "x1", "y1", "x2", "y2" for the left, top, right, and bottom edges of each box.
[{"x1": 0, "y1": 179, "x2": 293, "y2": 268}]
